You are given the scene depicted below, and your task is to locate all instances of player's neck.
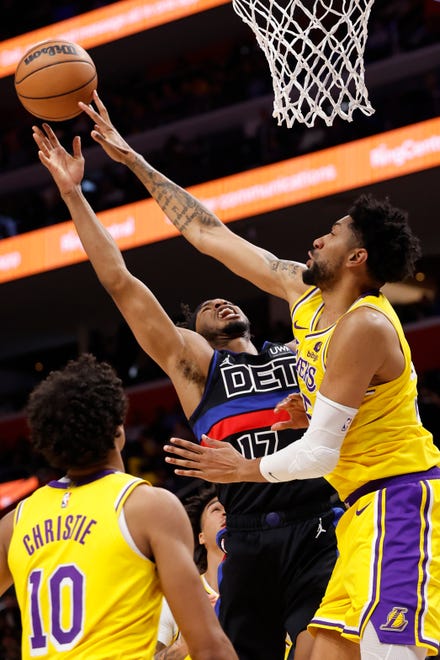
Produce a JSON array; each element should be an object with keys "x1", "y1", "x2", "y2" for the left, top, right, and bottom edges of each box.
[
  {"x1": 217, "y1": 336, "x2": 258, "y2": 354},
  {"x1": 66, "y1": 452, "x2": 125, "y2": 482}
]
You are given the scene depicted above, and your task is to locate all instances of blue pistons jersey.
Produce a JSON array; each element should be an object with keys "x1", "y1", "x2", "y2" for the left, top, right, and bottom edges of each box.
[{"x1": 189, "y1": 342, "x2": 335, "y2": 514}]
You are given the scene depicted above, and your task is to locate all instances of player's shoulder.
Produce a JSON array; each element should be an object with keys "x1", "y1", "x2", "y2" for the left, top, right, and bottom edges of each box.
[
  {"x1": 126, "y1": 483, "x2": 184, "y2": 516},
  {"x1": 334, "y1": 305, "x2": 395, "y2": 356},
  {"x1": 343, "y1": 303, "x2": 395, "y2": 333}
]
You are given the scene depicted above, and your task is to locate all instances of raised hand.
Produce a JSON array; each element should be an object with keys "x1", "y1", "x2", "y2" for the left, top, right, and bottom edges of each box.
[
  {"x1": 79, "y1": 90, "x2": 136, "y2": 166},
  {"x1": 32, "y1": 124, "x2": 84, "y2": 195},
  {"x1": 271, "y1": 393, "x2": 309, "y2": 432}
]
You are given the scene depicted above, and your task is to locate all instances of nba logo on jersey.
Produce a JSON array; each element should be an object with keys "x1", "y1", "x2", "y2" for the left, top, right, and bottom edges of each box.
[
  {"x1": 61, "y1": 491, "x2": 71, "y2": 508},
  {"x1": 379, "y1": 607, "x2": 409, "y2": 632}
]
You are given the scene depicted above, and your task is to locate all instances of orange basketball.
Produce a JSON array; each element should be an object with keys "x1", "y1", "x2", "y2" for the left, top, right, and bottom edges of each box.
[{"x1": 14, "y1": 40, "x2": 98, "y2": 121}]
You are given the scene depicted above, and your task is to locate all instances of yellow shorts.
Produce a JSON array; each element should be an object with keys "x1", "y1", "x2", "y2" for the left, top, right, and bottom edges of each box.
[{"x1": 308, "y1": 476, "x2": 440, "y2": 656}]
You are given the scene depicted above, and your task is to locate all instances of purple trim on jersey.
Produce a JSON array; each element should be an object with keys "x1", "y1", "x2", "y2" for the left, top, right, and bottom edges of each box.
[
  {"x1": 191, "y1": 390, "x2": 298, "y2": 441},
  {"x1": 15, "y1": 499, "x2": 25, "y2": 523},
  {"x1": 290, "y1": 286, "x2": 319, "y2": 320},
  {"x1": 357, "y1": 289, "x2": 380, "y2": 300},
  {"x1": 345, "y1": 467, "x2": 440, "y2": 507},
  {"x1": 309, "y1": 618, "x2": 344, "y2": 632},
  {"x1": 114, "y1": 478, "x2": 142, "y2": 512},
  {"x1": 48, "y1": 469, "x2": 119, "y2": 489}
]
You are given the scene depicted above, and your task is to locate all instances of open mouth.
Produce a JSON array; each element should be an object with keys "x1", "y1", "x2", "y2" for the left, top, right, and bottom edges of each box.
[{"x1": 218, "y1": 306, "x2": 238, "y2": 320}]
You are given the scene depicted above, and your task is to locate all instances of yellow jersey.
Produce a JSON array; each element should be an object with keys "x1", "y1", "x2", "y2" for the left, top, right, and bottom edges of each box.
[
  {"x1": 292, "y1": 287, "x2": 440, "y2": 501},
  {"x1": 8, "y1": 470, "x2": 162, "y2": 659}
]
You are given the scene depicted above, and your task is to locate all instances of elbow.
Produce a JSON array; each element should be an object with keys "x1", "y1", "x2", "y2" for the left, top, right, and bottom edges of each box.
[
  {"x1": 289, "y1": 446, "x2": 340, "y2": 479},
  {"x1": 99, "y1": 265, "x2": 129, "y2": 295}
]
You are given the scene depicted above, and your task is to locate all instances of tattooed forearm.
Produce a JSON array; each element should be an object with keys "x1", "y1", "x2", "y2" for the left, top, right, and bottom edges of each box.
[
  {"x1": 270, "y1": 259, "x2": 302, "y2": 279},
  {"x1": 154, "y1": 639, "x2": 188, "y2": 660},
  {"x1": 129, "y1": 154, "x2": 222, "y2": 234}
]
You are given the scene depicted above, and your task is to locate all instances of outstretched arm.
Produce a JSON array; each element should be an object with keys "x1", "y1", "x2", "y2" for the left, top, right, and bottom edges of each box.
[
  {"x1": 32, "y1": 124, "x2": 212, "y2": 414},
  {"x1": 79, "y1": 92, "x2": 308, "y2": 307}
]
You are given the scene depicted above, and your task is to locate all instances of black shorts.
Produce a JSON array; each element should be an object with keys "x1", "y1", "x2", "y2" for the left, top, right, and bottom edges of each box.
[{"x1": 217, "y1": 505, "x2": 341, "y2": 660}]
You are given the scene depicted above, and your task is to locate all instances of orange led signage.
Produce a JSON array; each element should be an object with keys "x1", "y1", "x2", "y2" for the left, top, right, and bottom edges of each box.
[{"x1": 0, "y1": 117, "x2": 439, "y2": 284}]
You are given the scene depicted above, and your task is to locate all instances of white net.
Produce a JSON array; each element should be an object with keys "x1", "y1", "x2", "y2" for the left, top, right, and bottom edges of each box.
[{"x1": 232, "y1": 0, "x2": 376, "y2": 127}]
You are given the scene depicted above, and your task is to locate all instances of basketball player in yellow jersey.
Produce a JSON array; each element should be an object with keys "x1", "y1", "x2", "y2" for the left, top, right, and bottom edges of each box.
[
  {"x1": 62, "y1": 96, "x2": 439, "y2": 658},
  {"x1": 146, "y1": 187, "x2": 440, "y2": 658},
  {"x1": 0, "y1": 354, "x2": 237, "y2": 660}
]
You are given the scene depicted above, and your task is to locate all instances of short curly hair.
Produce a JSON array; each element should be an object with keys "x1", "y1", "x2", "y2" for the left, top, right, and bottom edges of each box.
[
  {"x1": 184, "y1": 483, "x2": 217, "y2": 572},
  {"x1": 176, "y1": 302, "x2": 203, "y2": 331},
  {"x1": 26, "y1": 353, "x2": 127, "y2": 470},
  {"x1": 348, "y1": 194, "x2": 421, "y2": 284}
]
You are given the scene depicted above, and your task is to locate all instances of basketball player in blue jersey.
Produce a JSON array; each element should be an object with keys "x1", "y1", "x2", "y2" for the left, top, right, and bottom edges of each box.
[
  {"x1": 72, "y1": 94, "x2": 440, "y2": 659},
  {"x1": 0, "y1": 354, "x2": 237, "y2": 660},
  {"x1": 31, "y1": 105, "x2": 340, "y2": 660}
]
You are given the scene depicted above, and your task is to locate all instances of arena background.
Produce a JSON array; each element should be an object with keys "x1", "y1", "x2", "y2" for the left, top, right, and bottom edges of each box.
[{"x1": 0, "y1": 1, "x2": 439, "y2": 655}]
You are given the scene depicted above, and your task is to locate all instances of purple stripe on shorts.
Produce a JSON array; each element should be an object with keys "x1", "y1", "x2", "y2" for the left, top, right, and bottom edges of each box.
[
  {"x1": 357, "y1": 492, "x2": 384, "y2": 636},
  {"x1": 418, "y1": 482, "x2": 435, "y2": 649},
  {"x1": 370, "y1": 482, "x2": 425, "y2": 646}
]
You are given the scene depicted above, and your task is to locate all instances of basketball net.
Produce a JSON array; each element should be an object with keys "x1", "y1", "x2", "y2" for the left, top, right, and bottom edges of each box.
[{"x1": 232, "y1": 0, "x2": 375, "y2": 127}]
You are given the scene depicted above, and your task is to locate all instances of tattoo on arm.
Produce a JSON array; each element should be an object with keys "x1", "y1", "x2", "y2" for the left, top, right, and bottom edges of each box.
[
  {"x1": 154, "y1": 641, "x2": 187, "y2": 660},
  {"x1": 270, "y1": 259, "x2": 301, "y2": 279},
  {"x1": 131, "y1": 155, "x2": 221, "y2": 233}
]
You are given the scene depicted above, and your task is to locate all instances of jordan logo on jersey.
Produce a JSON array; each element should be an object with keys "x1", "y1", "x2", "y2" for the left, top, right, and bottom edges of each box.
[{"x1": 379, "y1": 607, "x2": 409, "y2": 632}]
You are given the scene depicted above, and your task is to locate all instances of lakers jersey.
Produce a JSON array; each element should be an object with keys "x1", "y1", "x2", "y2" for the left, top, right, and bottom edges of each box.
[
  {"x1": 189, "y1": 341, "x2": 335, "y2": 514},
  {"x1": 292, "y1": 287, "x2": 440, "y2": 501},
  {"x1": 8, "y1": 470, "x2": 162, "y2": 659}
]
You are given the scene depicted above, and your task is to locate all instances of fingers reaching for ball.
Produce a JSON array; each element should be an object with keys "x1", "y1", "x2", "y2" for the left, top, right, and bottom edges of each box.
[{"x1": 79, "y1": 93, "x2": 137, "y2": 166}]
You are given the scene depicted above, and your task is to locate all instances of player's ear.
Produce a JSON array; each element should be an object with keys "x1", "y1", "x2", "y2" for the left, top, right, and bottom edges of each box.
[
  {"x1": 348, "y1": 248, "x2": 367, "y2": 266},
  {"x1": 115, "y1": 425, "x2": 125, "y2": 451},
  {"x1": 198, "y1": 531, "x2": 206, "y2": 545}
]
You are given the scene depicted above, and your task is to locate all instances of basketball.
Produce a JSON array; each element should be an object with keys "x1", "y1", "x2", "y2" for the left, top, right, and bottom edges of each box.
[{"x1": 14, "y1": 40, "x2": 97, "y2": 122}]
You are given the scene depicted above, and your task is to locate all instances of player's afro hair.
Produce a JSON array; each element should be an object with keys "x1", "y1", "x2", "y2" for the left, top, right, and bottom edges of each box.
[
  {"x1": 26, "y1": 353, "x2": 127, "y2": 470},
  {"x1": 348, "y1": 194, "x2": 421, "y2": 284}
]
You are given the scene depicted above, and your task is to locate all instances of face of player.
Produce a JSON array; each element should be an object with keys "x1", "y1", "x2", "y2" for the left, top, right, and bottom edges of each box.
[
  {"x1": 194, "y1": 298, "x2": 251, "y2": 341},
  {"x1": 302, "y1": 215, "x2": 360, "y2": 289},
  {"x1": 198, "y1": 497, "x2": 226, "y2": 552}
]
